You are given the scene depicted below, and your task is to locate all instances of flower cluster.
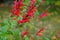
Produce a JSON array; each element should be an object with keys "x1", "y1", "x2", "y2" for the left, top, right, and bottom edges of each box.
[
  {"x1": 10, "y1": 0, "x2": 25, "y2": 17},
  {"x1": 10, "y1": 0, "x2": 49, "y2": 37},
  {"x1": 10, "y1": 0, "x2": 36, "y2": 24},
  {"x1": 18, "y1": 0, "x2": 36, "y2": 24}
]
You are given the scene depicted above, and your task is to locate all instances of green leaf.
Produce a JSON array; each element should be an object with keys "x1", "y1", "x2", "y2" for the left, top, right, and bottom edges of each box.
[
  {"x1": 24, "y1": 0, "x2": 30, "y2": 5},
  {"x1": 44, "y1": 37, "x2": 50, "y2": 40},
  {"x1": 10, "y1": 20, "x2": 17, "y2": 27},
  {"x1": 18, "y1": 16, "x2": 23, "y2": 20},
  {"x1": 35, "y1": 10, "x2": 39, "y2": 17},
  {"x1": 2, "y1": 36, "x2": 7, "y2": 40},
  {"x1": 28, "y1": 23, "x2": 34, "y2": 29},
  {"x1": 23, "y1": 22, "x2": 28, "y2": 27},
  {"x1": 3, "y1": 19, "x2": 9, "y2": 25},
  {"x1": 1, "y1": 26, "x2": 8, "y2": 33},
  {"x1": 39, "y1": 0, "x2": 42, "y2": 2},
  {"x1": 24, "y1": 36, "x2": 29, "y2": 40}
]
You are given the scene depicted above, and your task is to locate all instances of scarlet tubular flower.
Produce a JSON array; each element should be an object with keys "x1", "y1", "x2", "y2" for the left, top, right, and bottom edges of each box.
[
  {"x1": 18, "y1": 17, "x2": 30, "y2": 24},
  {"x1": 19, "y1": 0, "x2": 25, "y2": 7},
  {"x1": 18, "y1": 0, "x2": 36, "y2": 24},
  {"x1": 18, "y1": 15, "x2": 30, "y2": 24},
  {"x1": 31, "y1": 0, "x2": 36, "y2": 5},
  {"x1": 21, "y1": 17, "x2": 30, "y2": 23},
  {"x1": 26, "y1": 5, "x2": 36, "y2": 18},
  {"x1": 15, "y1": 9, "x2": 20, "y2": 17},
  {"x1": 13, "y1": 0, "x2": 18, "y2": 8},
  {"x1": 11, "y1": 0, "x2": 19, "y2": 16},
  {"x1": 36, "y1": 27, "x2": 45, "y2": 36},
  {"x1": 13, "y1": 18, "x2": 16, "y2": 20},
  {"x1": 11, "y1": 0, "x2": 25, "y2": 17},
  {"x1": 20, "y1": 6, "x2": 36, "y2": 24},
  {"x1": 26, "y1": 0, "x2": 36, "y2": 18},
  {"x1": 21, "y1": 31, "x2": 29, "y2": 38},
  {"x1": 39, "y1": 10, "x2": 48, "y2": 18},
  {"x1": 39, "y1": 13, "x2": 48, "y2": 18}
]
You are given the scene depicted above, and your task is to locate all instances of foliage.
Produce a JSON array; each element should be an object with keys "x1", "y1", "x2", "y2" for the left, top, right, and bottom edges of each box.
[{"x1": 0, "y1": 0, "x2": 60, "y2": 40}]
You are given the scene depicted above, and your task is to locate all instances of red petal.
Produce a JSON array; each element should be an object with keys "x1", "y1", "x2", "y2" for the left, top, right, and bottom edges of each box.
[
  {"x1": 36, "y1": 27, "x2": 45, "y2": 36},
  {"x1": 13, "y1": 18, "x2": 16, "y2": 20},
  {"x1": 21, "y1": 31, "x2": 29, "y2": 37}
]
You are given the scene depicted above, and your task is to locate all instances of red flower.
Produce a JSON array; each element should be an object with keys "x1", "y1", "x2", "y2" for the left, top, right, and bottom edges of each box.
[
  {"x1": 21, "y1": 31, "x2": 29, "y2": 38},
  {"x1": 15, "y1": 9, "x2": 20, "y2": 17},
  {"x1": 26, "y1": 5, "x2": 36, "y2": 18},
  {"x1": 18, "y1": 17, "x2": 30, "y2": 24},
  {"x1": 13, "y1": 0, "x2": 18, "y2": 8},
  {"x1": 20, "y1": 17, "x2": 30, "y2": 23},
  {"x1": 36, "y1": 27, "x2": 45, "y2": 36},
  {"x1": 25, "y1": 0, "x2": 36, "y2": 18},
  {"x1": 39, "y1": 10, "x2": 48, "y2": 18},
  {"x1": 11, "y1": 0, "x2": 36, "y2": 24},
  {"x1": 11, "y1": 0, "x2": 25, "y2": 17},
  {"x1": 10, "y1": 9, "x2": 14, "y2": 14},
  {"x1": 13, "y1": 18, "x2": 16, "y2": 20},
  {"x1": 19, "y1": 0, "x2": 36, "y2": 24},
  {"x1": 19, "y1": 0, "x2": 25, "y2": 7},
  {"x1": 22, "y1": 5, "x2": 36, "y2": 23},
  {"x1": 31, "y1": 0, "x2": 36, "y2": 5},
  {"x1": 39, "y1": 13, "x2": 48, "y2": 18}
]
